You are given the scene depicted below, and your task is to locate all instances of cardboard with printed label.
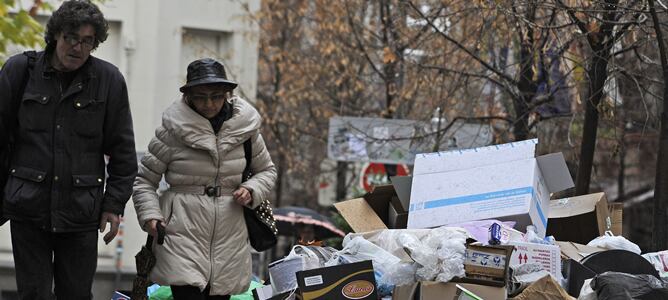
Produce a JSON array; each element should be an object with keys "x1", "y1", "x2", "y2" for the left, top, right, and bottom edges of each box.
[
  {"x1": 508, "y1": 241, "x2": 561, "y2": 278},
  {"x1": 334, "y1": 176, "x2": 411, "y2": 232},
  {"x1": 295, "y1": 260, "x2": 377, "y2": 300},
  {"x1": 392, "y1": 282, "x2": 508, "y2": 300},
  {"x1": 547, "y1": 192, "x2": 612, "y2": 244},
  {"x1": 460, "y1": 244, "x2": 513, "y2": 286},
  {"x1": 407, "y1": 139, "x2": 574, "y2": 237}
]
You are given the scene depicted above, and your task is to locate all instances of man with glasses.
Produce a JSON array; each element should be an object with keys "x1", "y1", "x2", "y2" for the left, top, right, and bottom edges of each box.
[{"x1": 0, "y1": 1, "x2": 137, "y2": 299}]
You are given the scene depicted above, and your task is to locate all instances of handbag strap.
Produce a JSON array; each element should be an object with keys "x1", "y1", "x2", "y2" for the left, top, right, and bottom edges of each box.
[{"x1": 242, "y1": 138, "x2": 252, "y2": 183}]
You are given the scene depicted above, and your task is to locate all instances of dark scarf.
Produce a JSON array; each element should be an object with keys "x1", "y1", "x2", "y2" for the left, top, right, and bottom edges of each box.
[{"x1": 207, "y1": 100, "x2": 233, "y2": 134}]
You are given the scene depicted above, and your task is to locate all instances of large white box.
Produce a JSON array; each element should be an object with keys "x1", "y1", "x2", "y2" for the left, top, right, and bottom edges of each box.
[{"x1": 407, "y1": 139, "x2": 574, "y2": 237}]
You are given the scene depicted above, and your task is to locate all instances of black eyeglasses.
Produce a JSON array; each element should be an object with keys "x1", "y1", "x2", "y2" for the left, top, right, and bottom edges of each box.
[
  {"x1": 188, "y1": 93, "x2": 228, "y2": 103},
  {"x1": 62, "y1": 33, "x2": 96, "y2": 50}
]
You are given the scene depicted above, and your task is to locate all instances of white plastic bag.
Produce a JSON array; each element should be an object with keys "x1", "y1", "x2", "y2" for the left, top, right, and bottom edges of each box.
[
  {"x1": 578, "y1": 278, "x2": 598, "y2": 300},
  {"x1": 429, "y1": 227, "x2": 467, "y2": 282},
  {"x1": 642, "y1": 250, "x2": 668, "y2": 279},
  {"x1": 397, "y1": 232, "x2": 440, "y2": 281},
  {"x1": 327, "y1": 236, "x2": 400, "y2": 268},
  {"x1": 326, "y1": 236, "x2": 403, "y2": 297},
  {"x1": 587, "y1": 231, "x2": 641, "y2": 254},
  {"x1": 507, "y1": 263, "x2": 553, "y2": 296},
  {"x1": 381, "y1": 262, "x2": 418, "y2": 287}
]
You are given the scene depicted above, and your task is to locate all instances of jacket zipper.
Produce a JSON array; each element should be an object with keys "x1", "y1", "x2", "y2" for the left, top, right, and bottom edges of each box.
[
  {"x1": 51, "y1": 77, "x2": 64, "y2": 233},
  {"x1": 208, "y1": 134, "x2": 221, "y2": 289}
]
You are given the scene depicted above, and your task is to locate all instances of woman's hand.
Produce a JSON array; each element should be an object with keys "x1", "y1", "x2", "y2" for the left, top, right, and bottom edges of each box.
[
  {"x1": 145, "y1": 219, "x2": 166, "y2": 237},
  {"x1": 233, "y1": 187, "x2": 252, "y2": 206}
]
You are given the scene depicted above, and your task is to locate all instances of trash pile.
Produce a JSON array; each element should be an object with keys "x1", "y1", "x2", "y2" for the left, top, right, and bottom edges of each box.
[{"x1": 252, "y1": 139, "x2": 668, "y2": 300}]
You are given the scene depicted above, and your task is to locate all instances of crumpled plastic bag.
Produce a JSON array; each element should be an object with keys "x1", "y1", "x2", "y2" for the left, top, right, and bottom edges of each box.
[
  {"x1": 587, "y1": 231, "x2": 641, "y2": 254},
  {"x1": 381, "y1": 262, "x2": 417, "y2": 287},
  {"x1": 578, "y1": 279, "x2": 597, "y2": 300},
  {"x1": 642, "y1": 250, "x2": 668, "y2": 279},
  {"x1": 344, "y1": 229, "x2": 433, "y2": 260},
  {"x1": 325, "y1": 236, "x2": 401, "y2": 297},
  {"x1": 290, "y1": 245, "x2": 338, "y2": 267},
  {"x1": 525, "y1": 225, "x2": 556, "y2": 245},
  {"x1": 591, "y1": 272, "x2": 668, "y2": 300},
  {"x1": 508, "y1": 263, "x2": 553, "y2": 296},
  {"x1": 341, "y1": 227, "x2": 468, "y2": 285},
  {"x1": 269, "y1": 245, "x2": 338, "y2": 294},
  {"x1": 396, "y1": 227, "x2": 468, "y2": 282},
  {"x1": 430, "y1": 226, "x2": 468, "y2": 282},
  {"x1": 398, "y1": 232, "x2": 440, "y2": 281}
]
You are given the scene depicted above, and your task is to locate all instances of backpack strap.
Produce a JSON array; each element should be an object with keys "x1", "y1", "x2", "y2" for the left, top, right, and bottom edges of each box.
[
  {"x1": 8, "y1": 51, "x2": 37, "y2": 119},
  {"x1": 242, "y1": 138, "x2": 253, "y2": 183},
  {"x1": 16, "y1": 50, "x2": 37, "y2": 106},
  {"x1": 7, "y1": 51, "x2": 37, "y2": 143}
]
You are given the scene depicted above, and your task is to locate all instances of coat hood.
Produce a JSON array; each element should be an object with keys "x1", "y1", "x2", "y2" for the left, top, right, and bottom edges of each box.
[{"x1": 160, "y1": 96, "x2": 262, "y2": 157}]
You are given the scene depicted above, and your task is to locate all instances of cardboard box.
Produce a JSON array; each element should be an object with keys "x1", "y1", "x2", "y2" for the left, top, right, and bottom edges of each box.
[
  {"x1": 334, "y1": 176, "x2": 411, "y2": 232},
  {"x1": 508, "y1": 241, "x2": 561, "y2": 279},
  {"x1": 408, "y1": 139, "x2": 574, "y2": 237},
  {"x1": 512, "y1": 275, "x2": 572, "y2": 300},
  {"x1": 555, "y1": 241, "x2": 605, "y2": 261},
  {"x1": 252, "y1": 285, "x2": 298, "y2": 300},
  {"x1": 547, "y1": 193, "x2": 611, "y2": 244},
  {"x1": 296, "y1": 260, "x2": 377, "y2": 300},
  {"x1": 462, "y1": 244, "x2": 513, "y2": 286},
  {"x1": 393, "y1": 282, "x2": 508, "y2": 300},
  {"x1": 608, "y1": 203, "x2": 623, "y2": 236}
]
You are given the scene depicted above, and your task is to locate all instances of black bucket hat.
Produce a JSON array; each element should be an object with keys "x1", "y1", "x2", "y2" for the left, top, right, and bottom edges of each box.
[{"x1": 179, "y1": 58, "x2": 238, "y2": 93}]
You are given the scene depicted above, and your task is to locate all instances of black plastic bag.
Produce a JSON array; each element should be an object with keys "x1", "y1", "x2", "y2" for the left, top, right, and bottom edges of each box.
[{"x1": 592, "y1": 271, "x2": 668, "y2": 300}]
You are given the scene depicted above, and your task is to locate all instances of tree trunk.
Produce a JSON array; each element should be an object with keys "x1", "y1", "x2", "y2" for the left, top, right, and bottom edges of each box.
[
  {"x1": 617, "y1": 135, "x2": 626, "y2": 200},
  {"x1": 513, "y1": 5, "x2": 537, "y2": 141},
  {"x1": 335, "y1": 161, "x2": 348, "y2": 201},
  {"x1": 575, "y1": 50, "x2": 609, "y2": 195},
  {"x1": 274, "y1": 152, "x2": 286, "y2": 208},
  {"x1": 649, "y1": 0, "x2": 668, "y2": 251}
]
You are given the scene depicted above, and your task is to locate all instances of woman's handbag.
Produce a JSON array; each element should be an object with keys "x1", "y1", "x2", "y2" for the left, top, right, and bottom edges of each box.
[{"x1": 242, "y1": 138, "x2": 278, "y2": 252}]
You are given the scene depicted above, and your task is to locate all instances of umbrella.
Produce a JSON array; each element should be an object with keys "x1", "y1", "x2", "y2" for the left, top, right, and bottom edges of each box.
[
  {"x1": 131, "y1": 223, "x2": 165, "y2": 300},
  {"x1": 273, "y1": 206, "x2": 345, "y2": 239}
]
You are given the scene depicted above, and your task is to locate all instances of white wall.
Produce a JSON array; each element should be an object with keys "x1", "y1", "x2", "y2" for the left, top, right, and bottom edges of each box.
[{"x1": 0, "y1": 0, "x2": 261, "y2": 297}]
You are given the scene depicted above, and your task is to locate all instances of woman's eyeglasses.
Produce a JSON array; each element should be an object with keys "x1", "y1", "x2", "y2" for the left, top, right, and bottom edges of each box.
[{"x1": 188, "y1": 93, "x2": 228, "y2": 103}]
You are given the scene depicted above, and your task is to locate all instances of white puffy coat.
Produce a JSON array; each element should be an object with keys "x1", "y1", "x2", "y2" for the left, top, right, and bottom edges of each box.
[{"x1": 133, "y1": 96, "x2": 277, "y2": 295}]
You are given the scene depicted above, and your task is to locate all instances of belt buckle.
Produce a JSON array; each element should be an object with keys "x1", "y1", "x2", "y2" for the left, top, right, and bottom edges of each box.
[{"x1": 205, "y1": 186, "x2": 221, "y2": 197}]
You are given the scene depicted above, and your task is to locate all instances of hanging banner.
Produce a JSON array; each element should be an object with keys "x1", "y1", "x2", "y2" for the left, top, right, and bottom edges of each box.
[{"x1": 327, "y1": 116, "x2": 493, "y2": 165}]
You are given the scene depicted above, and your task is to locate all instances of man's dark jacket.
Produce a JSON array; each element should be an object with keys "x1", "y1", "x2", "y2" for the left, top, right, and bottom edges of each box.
[{"x1": 0, "y1": 50, "x2": 137, "y2": 232}]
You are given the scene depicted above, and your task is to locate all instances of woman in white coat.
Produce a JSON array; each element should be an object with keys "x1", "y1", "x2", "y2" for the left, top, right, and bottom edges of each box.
[{"x1": 133, "y1": 58, "x2": 277, "y2": 300}]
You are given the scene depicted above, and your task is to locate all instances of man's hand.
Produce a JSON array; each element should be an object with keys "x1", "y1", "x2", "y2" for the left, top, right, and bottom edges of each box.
[
  {"x1": 233, "y1": 187, "x2": 252, "y2": 206},
  {"x1": 99, "y1": 212, "x2": 121, "y2": 244},
  {"x1": 145, "y1": 219, "x2": 166, "y2": 238}
]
